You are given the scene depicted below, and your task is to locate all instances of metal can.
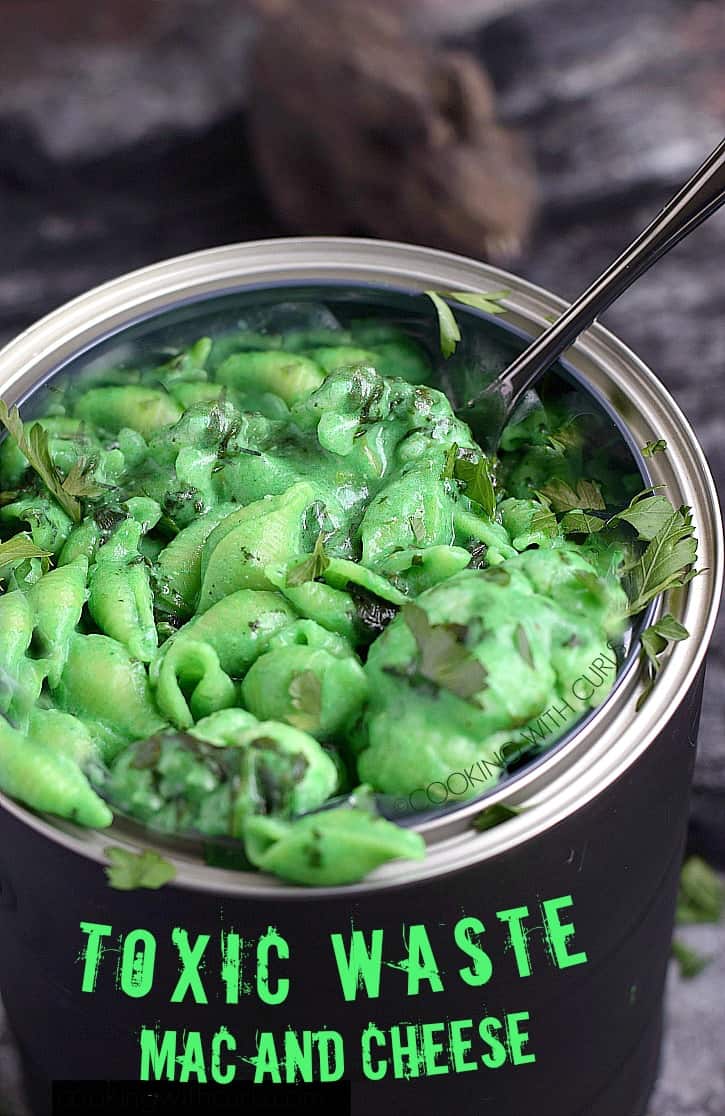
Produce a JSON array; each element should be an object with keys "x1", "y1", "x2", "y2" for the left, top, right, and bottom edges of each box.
[{"x1": 0, "y1": 239, "x2": 720, "y2": 1116}]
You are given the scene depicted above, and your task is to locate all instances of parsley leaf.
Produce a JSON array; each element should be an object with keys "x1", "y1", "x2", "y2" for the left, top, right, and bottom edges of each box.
[
  {"x1": 454, "y1": 454, "x2": 496, "y2": 517},
  {"x1": 288, "y1": 670, "x2": 322, "y2": 732},
  {"x1": 559, "y1": 510, "x2": 606, "y2": 535},
  {"x1": 425, "y1": 290, "x2": 509, "y2": 358},
  {"x1": 0, "y1": 402, "x2": 103, "y2": 523},
  {"x1": 61, "y1": 458, "x2": 108, "y2": 501},
  {"x1": 529, "y1": 504, "x2": 560, "y2": 539},
  {"x1": 104, "y1": 846, "x2": 176, "y2": 891},
  {"x1": 642, "y1": 439, "x2": 667, "y2": 457},
  {"x1": 625, "y1": 506, "x2": 698, "y2": 617},
  {"x1": 670, "y1": 857, "x2": 722, "y2": 978},
  {"x1": 424, "y1": 291, "x2": 461, "y2": 358},
  {"x1": 671, "y1": 939, "x2": 709, "y2": 979},
  {"x1": 641, "y1": 613, "x2": 689, "y2": 662},
  {"x1": 538, "y1": 478, "x2": 605, "y2": 513},
  {"x1": 445, "y1": 290, "x2": 510, "y2": 314},
  {"x1": 443, "y1": 444, "x2": 496, "y2": 517},
  {"x1": 286, "y1": 533, "x2": 330, "y2": 587},
  {"x1": 402, "y1": 602, "x2": 487, "y2": 702},
  {"x1": 636, "y1": 612, "x2": 689, "y2": 709},
  {"x1": 676, "y1": 856, "x2": 725, "y2": 925},
  {"x1": 546, "y1": 418, "x2": 583, "y2": 454},
  {"x1": 0, "y1": 533, "x2": 51, "y2": 569},
  {"x1": 610, "y1": 489, "x2": 674, "y2": 540},
  {"x1": 443, "y1": 442, "x2": 458, "y2": 480}
]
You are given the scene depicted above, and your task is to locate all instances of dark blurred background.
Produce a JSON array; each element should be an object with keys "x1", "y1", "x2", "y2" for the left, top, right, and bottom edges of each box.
[{"x1": 0, "y1": 1, "x2": 724, "y2": 1113}]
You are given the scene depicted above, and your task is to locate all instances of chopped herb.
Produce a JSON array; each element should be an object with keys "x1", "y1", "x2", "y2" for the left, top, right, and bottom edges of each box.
[
  {"x1": 573, "y1": 569, "x2": 607, "y2": 596},
  {"x1": 286, "y1": 532, "x2": 330, "y2": 586},
  {"x1": 515, "y1": 624, "x2": 534, "y2": 668},
  {"x1": 636, "y1": 612, "x2": 689, "y2": 709},
  {"x1": 625, "y1": 506, "x2": 698, "y2": 616},
  {"x1": 402, "y1": 601, "x2": 487, "y2": 702},
  {"x1": 0, "y1": 533, "x2": 51, "y2": 570},
  {"x1": 443, "y1": 442, "x2": 458, "y2": 480},
  {"x1": 443, "y1": 444, "x2": 496, "y2": 517},
  {"x1": 0, "y1": 402, "x2": 105, "y2": 523},
  {"x1": 409, "y1": 514, "x2": 426, "y2": 544},
  {"x1": 472, "y1": 803, "x2": 522, "y2": 831},
  {"x1": 467, "y1": 541, "x2": 488, "y2": 569},
  {"x1": 529, "y1": 504, "x2": 560, "y2": 539},
  {"x1": 676, "y1": 856, "x2": 725, "y2": 925},
  {"x1": 288, "y1": 670, "x2": 322, "y2": 732},
  {"x1": 671, "y1": 939, "x2": 709, "y2": 979},
  {"x1": 424, "y1": 291, "x2": 460, "y2": 358},
  {"x1": 129, "y1": 734, "x2": 164, "y2": 770},
  {"x1": 454, "y1": 454, "x2": 496, "y2": 518},
  {"x1": 481, "y1": 566, "x2": 511, "y2": 586},
  {"x1": 350, "y1": 584, "x2": 399, "y2": 641},
  {"x1": 94, "y1": 507, "x2": 127, "y2": 535},
  {"x1": 642, "y1": 439, "x2": 667, "y2": 457},
  {"x1": 104, "y1": 846, "x2": 176, "y2": 891},
  {"x1": 538, "y1": 477, "x2": 605, "y2": 513},
  {"x1": 61, "y1": 457, "x2": 108, "y2": 501},
  {"x1": 546, "y1": 418, "x2": 583, "y2": 454},
  {"x1": 559, "y1": 510, "x2": 606, "y2": 535}
]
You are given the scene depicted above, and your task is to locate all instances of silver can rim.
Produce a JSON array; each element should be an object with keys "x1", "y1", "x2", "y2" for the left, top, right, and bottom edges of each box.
[{"x1": 0, "y1": 236, "x2": 721, "y2": 898}]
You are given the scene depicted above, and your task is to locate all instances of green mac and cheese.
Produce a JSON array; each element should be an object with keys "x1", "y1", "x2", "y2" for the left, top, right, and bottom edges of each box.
[{"x1": 0, "y1": 311, "x2": 693, "y2": 885}]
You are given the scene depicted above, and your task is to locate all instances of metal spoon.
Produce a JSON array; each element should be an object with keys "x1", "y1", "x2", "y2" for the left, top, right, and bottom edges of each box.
[{"x1": 464, "y1": 136, "x2": 725, "y2": 448}]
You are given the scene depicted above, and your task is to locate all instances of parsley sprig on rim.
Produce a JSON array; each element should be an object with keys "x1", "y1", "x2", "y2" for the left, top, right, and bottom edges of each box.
[
  {"x1": 425, "y1": 290, "x2": 509, "y2": 358},
  {"x1": 559, "y1": 485, "x2": 698, "y2": 701},
  {"x1": 592, "y1": 487, "x2": 698, "y2": 703},
  {"x1": 105, "y1": 846, "x2": 176, "y2": 891}
]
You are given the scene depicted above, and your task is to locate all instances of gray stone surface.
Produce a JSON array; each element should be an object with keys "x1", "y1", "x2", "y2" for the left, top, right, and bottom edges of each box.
[
  {"x1": 0, "y1": 0, "x2": 256, "y2": 161},
  {"x1": 0, "y1": 1, "x2": 723, "y2": 1113},
  {"x1": 648, "y1": 923, "x2": 725, "y2": 1116},
  {"x1": 0, "y1": 1005, "x2": 28, "y2": 1116}
]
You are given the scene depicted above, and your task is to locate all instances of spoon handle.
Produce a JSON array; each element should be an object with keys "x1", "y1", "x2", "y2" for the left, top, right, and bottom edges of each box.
[{"x1": 468, "y1": 136, "x2": 725, "y2": 413}]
